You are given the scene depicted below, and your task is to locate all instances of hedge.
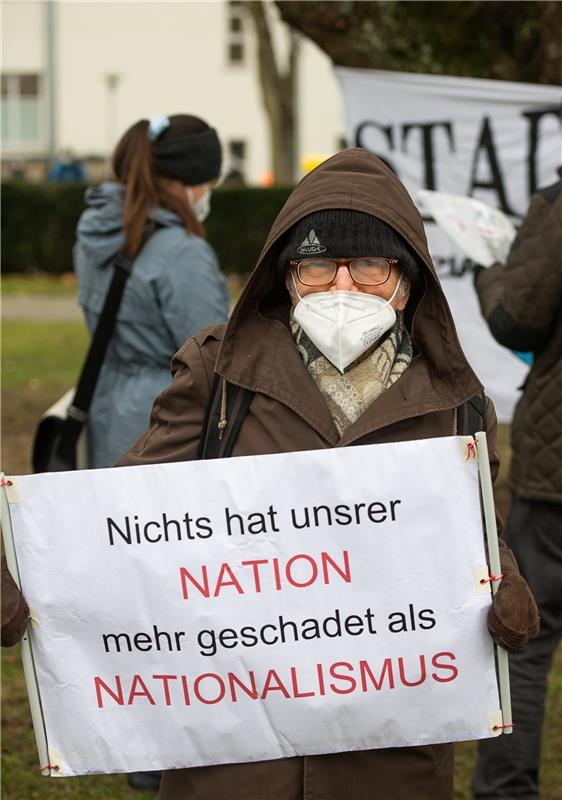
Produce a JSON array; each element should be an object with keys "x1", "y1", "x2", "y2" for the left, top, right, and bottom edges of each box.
[{"x1": 1, "y1": 182, "x2": 293, "y2": 275}]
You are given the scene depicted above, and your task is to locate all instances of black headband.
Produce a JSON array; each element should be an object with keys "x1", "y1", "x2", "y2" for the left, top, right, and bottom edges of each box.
[{"x1": 152, "y1": 127, "x2": 222, "y2": 186}]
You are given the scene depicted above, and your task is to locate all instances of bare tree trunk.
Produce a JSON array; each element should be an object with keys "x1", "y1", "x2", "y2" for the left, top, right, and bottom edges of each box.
[{"x1": 245, "y1": 1, "x2": 299, "y2": 185}]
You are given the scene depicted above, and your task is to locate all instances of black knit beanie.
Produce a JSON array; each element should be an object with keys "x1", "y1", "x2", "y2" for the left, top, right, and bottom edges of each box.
[
  {"x1": 152, "y1": 126, "x2": 222, "y2": 186},
  {"x1": 277, "y1": 209, "x2": 422, "y2": 291}
]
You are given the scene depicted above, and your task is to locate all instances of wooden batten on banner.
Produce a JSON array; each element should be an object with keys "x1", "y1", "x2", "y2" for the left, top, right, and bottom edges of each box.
[
  {"x1": 475, "y1": 434, "x2": 513, "y2": 735},
  {"x1": 1, "y1": 474, "x2": 53, "y2": 776}
]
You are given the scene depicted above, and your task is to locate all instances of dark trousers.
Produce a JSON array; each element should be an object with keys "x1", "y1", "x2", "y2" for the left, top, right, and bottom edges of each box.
[{"x1": 472, "y1": 498, "x2": 562, "y2": 800}]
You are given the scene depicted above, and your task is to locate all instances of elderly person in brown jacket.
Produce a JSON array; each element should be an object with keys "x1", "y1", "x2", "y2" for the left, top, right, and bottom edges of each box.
[
  {"x1": 120, "y1": 148, "x2": 538, "y2": 800},
  {"x1": 471, "y1": 177, "x2": 562, "y2": 800}
]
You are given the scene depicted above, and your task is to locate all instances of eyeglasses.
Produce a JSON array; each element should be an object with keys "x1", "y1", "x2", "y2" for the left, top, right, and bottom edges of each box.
[{"x1": 289, "y1": 257, "x2": 398, "y2": 287}]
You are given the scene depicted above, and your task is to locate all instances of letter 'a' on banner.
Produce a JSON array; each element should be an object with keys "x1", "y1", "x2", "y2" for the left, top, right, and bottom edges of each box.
[{"x1": 1, "y1": 436, "x2": 511, "y2": 777}]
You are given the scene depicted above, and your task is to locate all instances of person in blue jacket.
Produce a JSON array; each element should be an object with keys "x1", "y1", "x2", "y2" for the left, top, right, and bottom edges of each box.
[{"x1": 74, "y1": 114, "x2": 230, "y2": 470}]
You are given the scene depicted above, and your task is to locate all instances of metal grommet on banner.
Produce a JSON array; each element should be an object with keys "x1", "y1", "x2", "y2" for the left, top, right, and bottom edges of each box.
[
  {"x1": 493, "y1": 723, "x2": 514, "y2": 731},
  {"x1": 38, "y1": 763, "x2": 59, "y2": 772},
  {"x1": 0, "y1": 479, "x2": 13, "y2": 486}
]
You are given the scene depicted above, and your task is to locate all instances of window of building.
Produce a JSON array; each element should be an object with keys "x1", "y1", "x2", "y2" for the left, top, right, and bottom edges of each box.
[
  {"x1": 228, "y1": 42, "x2": 244, "y2": 63},
  {"x1": 229, "y1": 15, "x2": 243, "y2": 33},
  {"x1": 229, "y1": 140, "x2": 246, "y2": 162},
  {"x1": 1, "y1": 73, "x2": 43, "y2": 149},
  {"x1": 223, "y1": 139, "x2": 247, "y2": 185},
  {"x1": 227, "y1": 1, "x2": 245, "y2": 65}
]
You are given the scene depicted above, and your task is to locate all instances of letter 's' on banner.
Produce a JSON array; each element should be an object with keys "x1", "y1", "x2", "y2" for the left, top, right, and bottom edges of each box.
[
  {"x1": 3, "y1": 437, "x2": 507, "y2": 776},
  {"x1": 336, "y1": 67, "x2": 561, "y2": 422}
]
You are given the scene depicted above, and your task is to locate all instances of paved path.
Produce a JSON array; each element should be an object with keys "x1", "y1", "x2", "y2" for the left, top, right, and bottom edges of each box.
[
  {"x1": 3, "y1": 294, "x2": 238, "y2": 321},
  {"x1": 3, "y1": 295, "x2": 83, "y2": 321}
]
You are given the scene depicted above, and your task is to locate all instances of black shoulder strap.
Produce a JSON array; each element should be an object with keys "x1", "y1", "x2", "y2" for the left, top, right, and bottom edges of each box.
[
  {"x1": 200, "y1": 383, "x2": 486, "y2": 459},
  {"x1": 53, "y1": 225, "x2": 162, "y2": 464},
  {"x1": 70, "y1": 251, "x2": 134, "y2": 420},
  {"x1": 70, "y1": 224, "x2": 162, "y2": 421},
  {"x1": 50, "y1": 251, "x2": 137, "y2": 463},
  {"x1": 198, "y1": 375, "x2": 254, "y2": 460},
  {"x1": 457, "y1": 392, "x2": 487, "y2": 436}
]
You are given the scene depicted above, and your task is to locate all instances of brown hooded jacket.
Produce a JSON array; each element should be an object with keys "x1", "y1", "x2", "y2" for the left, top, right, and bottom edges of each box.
[{"x1": 119, "y1": 149, "x2": 538, "y2": 800}]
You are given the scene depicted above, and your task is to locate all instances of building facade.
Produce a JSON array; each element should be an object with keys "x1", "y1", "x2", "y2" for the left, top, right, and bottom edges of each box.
[{"x1": 1, "y1": 0, "x2": 345, "y2": 184}]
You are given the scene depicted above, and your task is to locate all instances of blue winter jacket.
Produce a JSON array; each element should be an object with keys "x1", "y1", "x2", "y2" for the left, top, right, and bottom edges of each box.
[{"x1": 73, "y1": 182, "x2": 229, "y2": 468}]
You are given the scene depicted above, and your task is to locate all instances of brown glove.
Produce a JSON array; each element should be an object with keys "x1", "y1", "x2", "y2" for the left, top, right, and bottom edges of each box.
[
  {"x1": 1, "y1": 555, "x2": 29, "y2": 647},
  {"x1": 487, "y1": 570, "x2": 540, "y2": 652}
]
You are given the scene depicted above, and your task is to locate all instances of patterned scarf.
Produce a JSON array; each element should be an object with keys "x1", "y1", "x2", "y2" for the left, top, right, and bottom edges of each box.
[{"x1": 290, "y1": 311, "x2": 413, "y2": 436}]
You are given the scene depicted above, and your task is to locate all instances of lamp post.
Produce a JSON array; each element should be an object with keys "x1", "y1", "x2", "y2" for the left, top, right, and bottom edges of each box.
[
  {"x1": 45, "y1": 0, "x2": 57, "y2": 166},
  {"x1": 104, "y1": 72, "x2": 121, "y2": 174}
]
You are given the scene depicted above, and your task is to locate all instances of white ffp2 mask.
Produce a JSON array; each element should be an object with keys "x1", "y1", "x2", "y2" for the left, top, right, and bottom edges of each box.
[
  {"x1": 188, "y1": 187, "x2": 212, "y2": 222},
  {"x1": 293, "y1": 277, "x2": 402, "y2": 373}
]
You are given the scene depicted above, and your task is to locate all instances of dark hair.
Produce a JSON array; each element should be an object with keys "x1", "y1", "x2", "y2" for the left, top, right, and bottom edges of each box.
[{"x1": 112, "y1": 115, "x2": 211, "y2": 256}]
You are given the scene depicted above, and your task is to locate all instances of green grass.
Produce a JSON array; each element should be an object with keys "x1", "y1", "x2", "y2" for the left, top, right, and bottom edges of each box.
[
  {"x1": 1, "y1": 321, "x2": 89, "y2": 475},
  {"x1": 2, "y1": 274, "x2": 77, "y2": 296},
  {"x1": 2, "y1": 321, "x2": 89, "y2": 391},
  {"x1": 2, "y1": 272, "x2": 242, "y2": 301}
]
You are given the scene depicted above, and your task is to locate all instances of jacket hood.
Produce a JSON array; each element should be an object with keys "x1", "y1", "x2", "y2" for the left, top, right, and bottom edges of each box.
[
  {"x1": 75, "y1": 181, "x2": 182, "y2": 268},
  {"x1": 218, "y1": 148, "x2": 482, "y2": 404}
]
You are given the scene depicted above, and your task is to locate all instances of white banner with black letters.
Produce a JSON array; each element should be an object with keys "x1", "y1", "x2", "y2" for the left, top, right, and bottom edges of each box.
[
  {"x1": 336, "y1": 67, "x2": 561, "y2": 421},
  {"x1": 6, "y1": 438, "x2": 502, "y2": 776}
]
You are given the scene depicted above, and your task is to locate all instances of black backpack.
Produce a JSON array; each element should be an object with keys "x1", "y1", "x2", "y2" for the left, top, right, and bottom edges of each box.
[{"x1": 198, "y1": 375, "x2": 486, "y2": 460}]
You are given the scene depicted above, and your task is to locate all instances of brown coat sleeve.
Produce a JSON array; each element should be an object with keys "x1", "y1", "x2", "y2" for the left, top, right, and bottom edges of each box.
[
  {"x1": 475, "y1": 187, "x2": 562, "y2": 352},
  {"x1": 484, "y1": 400, "x2": 540, "y2": 651},
  {"x1": 1, "y1": 555, "x2": 29, "y2": 647},
  {"x1": 117, "y1": 327, "x2": 222, "y2": 468}
]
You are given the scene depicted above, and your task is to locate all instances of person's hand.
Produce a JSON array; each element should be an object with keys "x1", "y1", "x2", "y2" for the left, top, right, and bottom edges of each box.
[
  {"x1": 487, "y1": 571, "x2": 540, "y2": 651},
  {"x1": 1, "y1": 555, "x2": 29, "y2": 647}
]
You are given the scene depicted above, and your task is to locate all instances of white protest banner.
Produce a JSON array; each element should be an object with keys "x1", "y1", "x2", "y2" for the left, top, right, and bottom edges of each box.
[
  {"x1": 4, "y1": 437, "x2": 506, "y2": 777},
  {"x1": 336, "y1": 67, "x2": 561, "y2": 421}
]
